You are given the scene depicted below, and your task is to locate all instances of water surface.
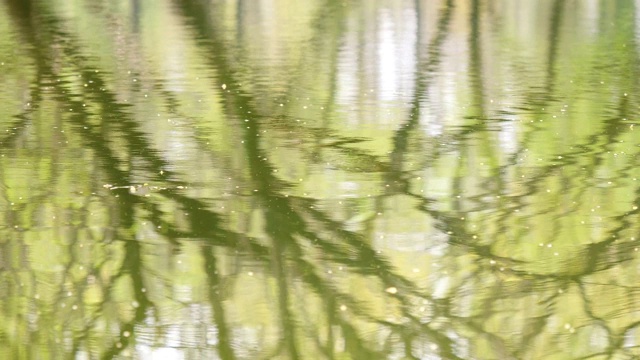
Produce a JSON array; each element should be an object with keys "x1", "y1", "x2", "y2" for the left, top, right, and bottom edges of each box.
[{"x1": 2, "y1": 0, "x2": 640, "y2": 359}]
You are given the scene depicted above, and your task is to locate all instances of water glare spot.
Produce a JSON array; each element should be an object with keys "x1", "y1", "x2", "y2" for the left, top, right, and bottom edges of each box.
[{"x1": 385, "y1": 287, "x2": 397, "y2": 294}]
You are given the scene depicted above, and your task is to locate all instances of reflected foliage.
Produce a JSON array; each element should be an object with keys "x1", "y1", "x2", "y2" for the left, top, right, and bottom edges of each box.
[{"x1": 1, "y1": 0, "x2": 640, "y2": 359}]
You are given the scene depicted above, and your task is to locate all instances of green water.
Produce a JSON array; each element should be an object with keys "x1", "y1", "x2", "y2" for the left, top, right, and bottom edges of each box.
[{"x1": 1, "y1": 0, "x2": 640, "y2": 359}]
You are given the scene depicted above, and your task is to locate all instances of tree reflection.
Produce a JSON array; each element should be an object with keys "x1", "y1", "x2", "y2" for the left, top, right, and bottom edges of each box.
[{"x1": 2, "y1": 0, "x2": 640, "y2": 359}]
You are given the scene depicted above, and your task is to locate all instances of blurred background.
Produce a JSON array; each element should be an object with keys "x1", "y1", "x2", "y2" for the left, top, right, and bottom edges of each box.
[{"x1": 1, "y1": 0, "x2": 640, "y2": 359}]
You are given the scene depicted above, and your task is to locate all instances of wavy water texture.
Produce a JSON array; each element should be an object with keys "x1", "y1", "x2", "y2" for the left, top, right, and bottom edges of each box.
[{"x1": 1, "y1": 0, "x2": 640, "y2": 359}]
